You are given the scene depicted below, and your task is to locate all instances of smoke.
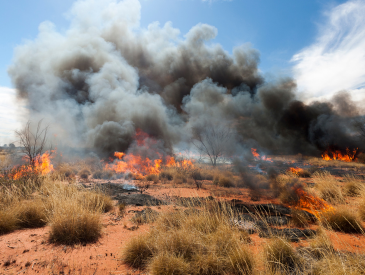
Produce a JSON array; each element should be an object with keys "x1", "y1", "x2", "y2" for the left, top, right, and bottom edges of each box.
[{"x1": 8, "y1": 0, "x2": 365, "y2": 158}]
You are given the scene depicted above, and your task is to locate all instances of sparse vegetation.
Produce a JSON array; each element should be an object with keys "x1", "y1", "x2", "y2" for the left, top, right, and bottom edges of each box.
[
  {"x1": 312, "y1": 171, "x2": 344, "y2": 203},
  {"x1": 321, "y1": 207, "x2": 363, "y2": 233},
  {"x1": 122, "y1": 202, "x2": 254, "y2": 274},
  {"x1": 265, "y1": 238, "x2": 302, "y2": 273}
]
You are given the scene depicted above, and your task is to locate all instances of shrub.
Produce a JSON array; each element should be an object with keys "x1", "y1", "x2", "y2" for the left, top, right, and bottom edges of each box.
[
  {"x1": 0, "y1": 209, "x2": 17, "y2": 235},
  {"x1": 312, "y1": 171, "x2": 344, "y2": 203},
  {"x1": 321, "y1": 208, "x2": 363, "y2": 233},
  {"x1": 218, "y1": 177, "x2": 235, "y2": 188},
  {"x1": 49, "y1": 204, "x2": 102, "y2": 245},
  {"x1": 146, "y1": 174, "x2": 159, "y2": 184},
  {"x1": 343, "y1": 174, "x2": 364, "y2": 197},
  {"x1": 16, "y1": 200, "x2": 47, "y2": 228},
  {"x1": 159, "y1": 171, "x2": 173, "y2": 181},
  {"x1": 78, "y1": 168, "x2": 91, "y2": 180},
  {"x1": 92, "y1": 170, "x2": 103, "y2": 179},
  {"x1": 122, "y1": 233, "x2": 154, "y2": 268},
  {"x1": 79, "y1": 191, "x2": 114, "y2": 213},
  {"x1": 148, "y1": 253, "x2": 191, "y2": 275},
  {"x1": 290, "y1": 209, "x2": 311, "y2": 227},
  {"x1": 265, "y1": 238, "x2": 301, "y2": 272},
  {"x1": 308, "y1": 230, "x2": 335, "y2": 259},
  {"x1": 118, "y1": 203, "x2": 126, "y2": 217}
]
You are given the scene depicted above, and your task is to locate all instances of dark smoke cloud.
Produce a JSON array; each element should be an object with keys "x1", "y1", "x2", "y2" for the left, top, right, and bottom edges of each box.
[{"x1": 8, "y1": 0, "x2": 365, "y2": 158}]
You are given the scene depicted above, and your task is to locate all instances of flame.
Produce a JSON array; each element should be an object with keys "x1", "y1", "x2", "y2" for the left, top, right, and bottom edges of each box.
[
  {"x1": 321, "y1": 148, "x2": 358, "y2": 162},
  {"x1": 105, "y1": 130, "x2": 194, "y2": 177},
  {"x1": 288, "y1": 167, "x2": 304, "y2": 176},
  {"x1": 291, "y1": 186, "x2": 334, "y2": 219},
  {"x1": 2, "y1": 151, "x2": 54, "y2": 180},
  {"x1": 251, "y1": 148, "x2": 272, "y2": 162}
]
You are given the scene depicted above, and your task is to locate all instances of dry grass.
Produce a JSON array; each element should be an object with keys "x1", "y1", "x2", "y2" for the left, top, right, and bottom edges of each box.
[
  {"x1": 15, "y1": 199, "x2": 47, "y2": 228},
  {"x1": 78, "y1": 168, "x2": 91, "y2": 179},
  {"x1": 265, "y1": 238, "x2": 302, "y2": 273},
  {"x1": 122, "y1": 202, "x2": 254, "y2": 274},
  {"x1": 0, "y1": 209, "x2": 18, "y2": 235},
  {"x1": 343, "y1": 174, "x2": 365, "y2": 197},
  {"x1": 290, "y1": 209, "x2": 311, "y2": 227},
  {"x1": 146, "y1": 174, "x2": 159, "y2": 184},
  {"x1": 0, "y1": 171, "x2": 112, "y2": 244},
  {"x1": 312, "y1": 171, "x2": 344, "y2": 203},
  {"x1": 321, "y1": 207, "x2": 363, "y2": 233},
  {"x1": 307, "y1": 228, "x2": 335, "y2": 259}
]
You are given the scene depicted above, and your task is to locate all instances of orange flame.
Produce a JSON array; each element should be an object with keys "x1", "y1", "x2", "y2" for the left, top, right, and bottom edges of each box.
[
  {"x1": 251, "y1": 148, "x2": 272, "y2": 162},
  {"x1": 2, "y1": 151, "x2": 54, "y2": 180},
  {"x1": 288, "y1": 167, "x2": 304, "y2": 176},
  {"x1": 291, "y1": 186, "x2": 334, "y2": 218},
  {"x1": 322, "y1": 148, "x2": 358, "y2": 162},
  {"x1": 105, "y1": 130, "x2": 194, "y2": 177}
]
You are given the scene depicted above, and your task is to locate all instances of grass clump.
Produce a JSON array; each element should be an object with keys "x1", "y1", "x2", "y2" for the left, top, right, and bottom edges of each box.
[
  {"x1": 312, "y1": 171, "x2": 344, "y2": 203},
  {"x1": 343, "y1": 174, "x2": 364, "y2": 197},
  {"x1": 122, "y1": 202, "x2": 254, "y2": 274},
  {"x1": 321, "y1": 208, "x2": 363, "y2": 233},
  {"x1": 146, "y1": 174, "x2": 159, "y2": 184},
  {"x1": 148, "y1": 253, "x2": 190, "y2": 275},
  {"x1": 49, "y1": 208, "x2": 102, "y2": 245},
  {"x1": 16, "y1": 200, "x2": 47, "y2": 228},
  {"x1": 265, "y1": 238, "x2": 302, "y2": 273},
  {"x1": 78, "y1": 168, "x2": 91, "y2": 180},
  {"x1": 213, "y1": 176, "x2": 235, "y2": 188},
  {"x1": 0, "y1": 209, "x2": 18, "y2": 235}
]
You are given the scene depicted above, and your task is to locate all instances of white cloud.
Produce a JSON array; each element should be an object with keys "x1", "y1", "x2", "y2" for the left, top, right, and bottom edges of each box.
[
  {"x1": 292, "y1": 0, "x2": 365, "y2": 103},
  {"x1": 0, "y1": 87, "x2": 27, "y2": 145}
]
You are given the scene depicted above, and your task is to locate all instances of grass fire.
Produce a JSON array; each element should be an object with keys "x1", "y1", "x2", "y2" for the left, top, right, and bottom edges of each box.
[{"x1": 2, "y1": 0, "x2": 365, "y2": 274}]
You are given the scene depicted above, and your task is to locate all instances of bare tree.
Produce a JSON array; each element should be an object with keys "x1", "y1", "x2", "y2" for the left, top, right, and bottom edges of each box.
[
  {"x1": 15, "y1": 120, "x2": 51, "y2": 167},
  {"x1": 191, "y1": 121, "x2": 234, "y2": 167}
]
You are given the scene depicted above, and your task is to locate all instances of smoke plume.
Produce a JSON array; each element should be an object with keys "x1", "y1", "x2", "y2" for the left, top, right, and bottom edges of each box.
[{"x1": 8, "y1": 0, "x2": 365, "y2": 158}]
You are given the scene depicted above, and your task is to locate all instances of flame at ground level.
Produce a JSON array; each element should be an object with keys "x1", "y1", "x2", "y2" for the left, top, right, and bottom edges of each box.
[
  {"x1": 322, "y1": 148, "x2": 358, "y2": 162},
  {"x1": 105, "y1": 152, "x2": 194, "y2": 177},
  {"x1": 288, "y1": 167, "x2": 304, "y2": 176},
  {"x1": 1, "y1": 151, "x2": 54, "y2": 180},
  {"x1": 251, "y1": 148, "x2": 272, "y2": 162},
  {"x1": 290, "y1": 186, "x2": 334, "y2": 219}
]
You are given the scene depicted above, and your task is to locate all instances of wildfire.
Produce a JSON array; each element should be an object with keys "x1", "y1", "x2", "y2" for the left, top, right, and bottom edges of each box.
[
  {"x1": 251, "y1": 148, "x2": 272, "y2": 162},
  {"x1": 291, "y1": 186, "x2": 334, "y2": 218},
  {"x1": 105, "y1": 130, "x2": 194, "y2": 177},
  {"x1": 321, "y1": 148, "x2": 358, "y2": 162},
  {"x1": 288, "y1": 167, "x2": 304, "y2": 176},
  {"x1": 2, "y1": 151, "x2": 54, "y2": 180}
]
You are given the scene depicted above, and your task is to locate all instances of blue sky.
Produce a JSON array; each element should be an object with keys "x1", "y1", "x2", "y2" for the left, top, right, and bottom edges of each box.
[
  {"x1": 0, "y1": 0, "x2": 345, "y2": 87},
  {"x1": 1, "y1": 0, "x2": 365, "y2": 144}
]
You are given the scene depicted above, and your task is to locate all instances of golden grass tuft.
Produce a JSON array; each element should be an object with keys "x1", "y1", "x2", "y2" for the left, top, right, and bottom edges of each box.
[
  {"x1": 122, "y1": 233, "x2": 154, "y2": 268},
  {"x1": 343, "y1": 174, "x2": 364, "y2": 197},
  {"x1": 16, "y1": 200, "x2": 47, "y2": 228},
  {"x1": 265, "y1": 238, "x2": 302, "y2": 273},
  {"x1": 321, "y1": 207, "x2": 363, "y2": 233},
  {"x1": 0, "y1": 209, "x2": 18, "y2": 235},
  {"x1": 49, "y1": 202, "x2": 102, "y2": 245},
  {"x1": 78, "y1": 168, "x2": 91, "y2": 179},
  {"x1": 312, "y1": 171, "x2": 344, "y2": 203},
  {"x1": 148, "y1": 253, "x2": 191, "y2": 275}
]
